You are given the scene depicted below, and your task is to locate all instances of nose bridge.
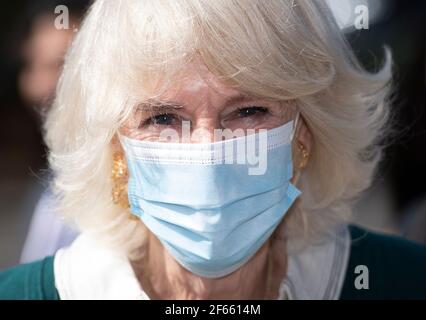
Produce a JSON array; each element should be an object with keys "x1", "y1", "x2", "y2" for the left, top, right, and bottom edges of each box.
[
  {"x1": 177, "y1": 66, "x2": 235, "y2": 143},
  {"x1": 189, "y1": 88, "x2": 225, "y2": 144},
  {"x1": 191, "y1": 118, "x2": 221, "y2": 143}
]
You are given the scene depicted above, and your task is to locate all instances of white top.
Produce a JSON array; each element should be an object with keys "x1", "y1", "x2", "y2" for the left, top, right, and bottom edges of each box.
[
  {"x1": 20, "y1": 188, "x2": 78, "y2": 264},
  {"x1": 54, "y1": 226, "x2": 350, "y2": 300}
]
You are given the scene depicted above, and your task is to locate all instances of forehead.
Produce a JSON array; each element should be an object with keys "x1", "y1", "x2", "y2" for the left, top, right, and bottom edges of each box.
[{"x1": 152, "y1": 60, "x2": 248, "y2": 105}]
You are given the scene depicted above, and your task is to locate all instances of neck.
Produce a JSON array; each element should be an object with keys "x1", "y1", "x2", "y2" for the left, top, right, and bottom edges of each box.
[{"x1": 133, "y1": 232, "x2": 287, "y2": 300}]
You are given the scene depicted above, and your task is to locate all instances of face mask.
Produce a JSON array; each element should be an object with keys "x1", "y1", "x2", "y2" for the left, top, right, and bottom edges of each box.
[{"x1": 119, "y1": 118, "x2": 301, "y2": 278}]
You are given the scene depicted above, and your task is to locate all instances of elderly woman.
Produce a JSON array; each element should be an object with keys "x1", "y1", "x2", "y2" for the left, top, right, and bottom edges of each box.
[{"x1": 1, "y1": 0, "x2": 425, "y2": 300}]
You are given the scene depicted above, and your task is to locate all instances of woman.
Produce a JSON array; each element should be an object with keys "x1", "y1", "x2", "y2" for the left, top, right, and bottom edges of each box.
[{"x1": 1, "y1": 0, "x2": 425, "y2": 300}]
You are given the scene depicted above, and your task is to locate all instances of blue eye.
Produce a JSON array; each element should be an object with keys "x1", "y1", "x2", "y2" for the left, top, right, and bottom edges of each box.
[
  {"x1": 237, "y1": 106, "x2": 268, "y2": 118},
  {"x1": 142, "y1": 113, "x2": 177, "y2": 127}
]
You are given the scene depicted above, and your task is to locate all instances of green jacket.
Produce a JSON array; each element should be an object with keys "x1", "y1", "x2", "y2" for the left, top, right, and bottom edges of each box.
[{"x1": 0, "y1": 225, "x2": 425, "y2": 300}]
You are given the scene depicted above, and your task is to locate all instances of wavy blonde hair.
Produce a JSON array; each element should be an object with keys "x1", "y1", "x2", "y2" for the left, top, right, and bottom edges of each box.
[{"x1": 45, "y1": 0, "x2": 392, "y2": 256}]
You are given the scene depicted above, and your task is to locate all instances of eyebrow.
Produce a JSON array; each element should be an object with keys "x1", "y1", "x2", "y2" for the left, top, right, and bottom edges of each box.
[
  {"x1": 136, "y1": 93, "x2": 255, "y2": 111},
  {"x1": 224, "y1": 93, "x2": 253, "y2": 106},
  {"x1": 136, "y1": 100, "x2": 185, "y2": 111}
]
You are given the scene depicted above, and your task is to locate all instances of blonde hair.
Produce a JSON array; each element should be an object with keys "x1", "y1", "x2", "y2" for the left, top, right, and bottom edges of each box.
[{"x1": 45, "y1": 0, "x2": 392, "y2": 256}]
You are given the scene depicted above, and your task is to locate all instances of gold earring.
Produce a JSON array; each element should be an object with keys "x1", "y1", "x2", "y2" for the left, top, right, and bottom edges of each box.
[
  {"x1": 111, "y1": 152, "x2": 130, "y2": 209},
  {"x1": 298, "y1": 143, "x2": 309, "y2": 169}
]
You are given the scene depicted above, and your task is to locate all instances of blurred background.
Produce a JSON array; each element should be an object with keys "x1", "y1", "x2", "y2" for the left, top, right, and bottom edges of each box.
[{"x1": 0, "y1": 0, "x2": 425, "y2": 270}]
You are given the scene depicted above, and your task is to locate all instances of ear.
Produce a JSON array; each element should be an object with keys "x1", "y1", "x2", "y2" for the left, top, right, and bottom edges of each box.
[
  {"x1": 292, "y1": 115, "x2": 312, "y2": 182},
  {"x1": 296, "y1": 116, "x2": 312, "y2": 155},
  {"x1": 111, "y1": 134, "x2": 124, "y2": 154}
]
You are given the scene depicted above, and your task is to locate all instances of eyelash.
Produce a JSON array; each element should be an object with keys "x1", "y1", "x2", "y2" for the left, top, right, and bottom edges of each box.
[
  {"x1": 140, "y1": 113, "x2": 181, "y2": 128},
  {"x1": 236, "y1": 106, "x2": 268, "y2": 118},
  {"x1": 140, "y1": 106, "x2": 269, "y2": 128}
]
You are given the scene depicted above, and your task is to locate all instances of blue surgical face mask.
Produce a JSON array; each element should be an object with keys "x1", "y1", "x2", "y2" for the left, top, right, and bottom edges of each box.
[{"x1": 119, "y1": 118, "x2": 301, "y2": 278}]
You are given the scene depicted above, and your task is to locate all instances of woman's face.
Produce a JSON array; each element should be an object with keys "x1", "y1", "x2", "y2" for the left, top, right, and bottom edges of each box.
[
  {"x1": 121, "y1": 62, "x2": 296, "y2": 142},
  {"x1": 19, "y1": 15, "x2": 76, "y2": 109}
]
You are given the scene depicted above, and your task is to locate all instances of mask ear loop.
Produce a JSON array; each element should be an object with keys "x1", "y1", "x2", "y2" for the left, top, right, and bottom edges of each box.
[
  {"x1": 290, "y1": 111, "x2": 301, "y2": 142},
  {"x1": 291, "y1": 112, "x2": 303, "y2": 186}
]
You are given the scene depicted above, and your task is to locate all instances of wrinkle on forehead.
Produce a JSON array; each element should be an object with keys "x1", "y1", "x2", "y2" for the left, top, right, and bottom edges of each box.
[{"x1": 157, "y1": 59, "x2": 247, "y2": 104}]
